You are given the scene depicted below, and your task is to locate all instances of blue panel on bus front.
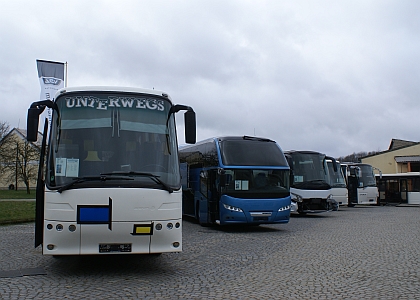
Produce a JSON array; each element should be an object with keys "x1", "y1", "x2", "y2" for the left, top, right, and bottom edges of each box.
[{"x1": 77, "y1": 206, "x2": 110, "y2": 224}]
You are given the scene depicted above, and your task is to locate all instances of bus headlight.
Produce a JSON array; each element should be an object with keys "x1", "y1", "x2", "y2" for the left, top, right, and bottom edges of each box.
[
  {"x1": 278, "y1": 205, "x2": 291, "y2": 212},
  {"x1": 223, "y1": 204, "x2": 243, "y2": 212},
  {"x1": 155, "y1": 223, "x2": 163, "y2": 230},
  {"x1": 56, "y1": 224, "x2": 63, "y2": 231},
  {"x1": 291, "y1": 193, "x2": 303, "y2": 203}
]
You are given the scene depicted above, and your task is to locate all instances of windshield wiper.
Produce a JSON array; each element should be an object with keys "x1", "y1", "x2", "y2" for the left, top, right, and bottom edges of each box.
[
  {"x1": 57, "y1": 175, "x2": 134, "y2": 193},
  {"x1": 101, "y1": 171, "x2": 174, "y2": 193}
]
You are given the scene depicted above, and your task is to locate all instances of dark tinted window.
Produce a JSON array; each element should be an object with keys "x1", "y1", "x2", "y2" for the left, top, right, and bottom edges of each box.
[
  {"x1": 179, "y1": 139, "x2": 218, "y2": 168},
  {"x1": 220, "y1": 140, "x2": 287, "y2": 166}
]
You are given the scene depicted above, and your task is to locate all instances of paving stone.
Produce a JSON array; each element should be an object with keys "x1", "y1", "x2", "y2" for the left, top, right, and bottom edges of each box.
[{"x1": 0, "y1": 206, "x2": 419, "y2": 299}]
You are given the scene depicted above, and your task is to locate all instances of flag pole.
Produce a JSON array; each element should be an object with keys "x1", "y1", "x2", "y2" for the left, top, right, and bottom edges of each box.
[{"x1": 65, "y1": 61, "x2": 68, "y2": 87}]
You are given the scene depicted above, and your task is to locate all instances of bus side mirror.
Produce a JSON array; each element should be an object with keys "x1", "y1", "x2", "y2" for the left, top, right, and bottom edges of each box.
[
  {"x1": 27, "y1": 107, "x2": 41, "y2": 142},
  {"x1": 184, "y1": 110, "x2": 196, "y2": 144}
]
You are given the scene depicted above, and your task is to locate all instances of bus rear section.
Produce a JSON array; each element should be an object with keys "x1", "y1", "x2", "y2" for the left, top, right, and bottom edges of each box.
[
  {"x1": 285, "y1": 151, "x2": 338, "y2": 214},
  {"x1": 376, "y1": 173, "x2": 420, "y2": 205},
  {"x1": 180, "y1": 136, "x2": 291, "y2": 226}
]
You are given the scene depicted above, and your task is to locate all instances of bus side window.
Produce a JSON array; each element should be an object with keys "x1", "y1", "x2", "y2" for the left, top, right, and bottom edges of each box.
[{"x1": 200, "y1": 171, "x2": 208, "y2": 197}]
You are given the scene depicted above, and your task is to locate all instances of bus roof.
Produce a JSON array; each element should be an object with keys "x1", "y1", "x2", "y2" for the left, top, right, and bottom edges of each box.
[
  {"x1": 284, "y1": 150, "x2": 326, "y2": 156},
  {"x1": 54, "y1": 86, "x2": 171, "y2": 99},
  {"x1": 179, "y1": 136, "x2": 277, "y2": 150}
]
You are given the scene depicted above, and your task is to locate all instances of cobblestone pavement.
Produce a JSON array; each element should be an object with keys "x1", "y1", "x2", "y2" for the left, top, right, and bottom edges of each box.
[{"x1": 0, "y1": 206, "x2": 419, "y2": 299}]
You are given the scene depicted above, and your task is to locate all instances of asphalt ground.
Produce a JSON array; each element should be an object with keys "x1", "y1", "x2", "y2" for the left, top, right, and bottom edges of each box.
[{"x1": 0, "y1": 205, "x2": 419, "y2": 299}]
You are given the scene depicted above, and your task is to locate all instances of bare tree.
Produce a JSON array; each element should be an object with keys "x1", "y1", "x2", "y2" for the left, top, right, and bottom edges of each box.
[
  {"x1": 337, "y1": 151, "x2": 380, "y2": 163},
  {"x1": 1, "y1": 128, "x2": 40, "y2": 193},
  {"x1": 0, "y1": 121, "x2": 11, "y2": 175},
  {"x1": 0, "y1": 121, "x2": 10, "y2": 139}
]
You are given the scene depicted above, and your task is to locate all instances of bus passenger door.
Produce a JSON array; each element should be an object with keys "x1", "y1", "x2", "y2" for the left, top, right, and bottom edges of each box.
[
  {"x1": 400, "y1": 179, "x2": 408, "y2": 204},
  {"x1": 198, "y1": 170, "x2": 210, "y2": 225},
  {"x1": 347, "y1": 176, "x2": 358, "y2": 206},
  {"x1": 197, "y1": 169, "x2": 219, "y2": 225},
  {"x1": 207, "y1": 170, "x2": 219, "y2": 223}
]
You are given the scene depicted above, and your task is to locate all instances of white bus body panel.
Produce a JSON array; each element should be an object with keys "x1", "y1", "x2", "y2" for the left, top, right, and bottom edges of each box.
[
  {"x1": 330, "y1": 187, "x2": 348, "y2": 206},
  {"x1": 290, "y1": 188, "x2": 332, "y2": 213},
  {"x1": 408, "y1": 192, "x2": 420, "y2": 205},
  {"x1": 357, "y1": 187, "x2": 378, "y2": 205},
  {"x1": 290, "y1": 188, "x2": 331, "y2": 200},
  {"x1": 42, "y1": 188, "x2": 182, "y2": 255}
]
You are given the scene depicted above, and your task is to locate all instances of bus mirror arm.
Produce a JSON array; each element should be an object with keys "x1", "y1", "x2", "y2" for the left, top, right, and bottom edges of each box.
[
  {"x1": 373, "y1": 167, "x2": 382, "y2": 179},
  {"x1": 325, "y1": 156, "x2": 338, "y2": 172},
  {"x1": 27, "y1": 100, "x2": 59, "y2": 142},
  {"x1": 166, "y1": 105, "x2": 196, "y2": 144}
]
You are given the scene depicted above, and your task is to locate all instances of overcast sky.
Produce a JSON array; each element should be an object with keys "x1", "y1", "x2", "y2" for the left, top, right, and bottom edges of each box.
[{"x1": 1, "y1": 0, "x2": 419, "y2": 158}]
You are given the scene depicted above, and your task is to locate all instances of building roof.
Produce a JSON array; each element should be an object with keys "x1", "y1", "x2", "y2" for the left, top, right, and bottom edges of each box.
[
  {"x1": 394, "y1": 156, "x2": 420, "y2": 163},
  {"x1": 0, "y1": 128, "x2": 43, "y2": 149},
  {"x1": 388, "y1": 139, "x2": 417, "y2": 151},
  {"x1": 362, "y1": 139, "x2": 420, "y2": 159}
]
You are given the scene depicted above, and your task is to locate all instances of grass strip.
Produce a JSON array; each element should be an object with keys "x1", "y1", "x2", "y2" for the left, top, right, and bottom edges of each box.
[
  {"x1": 0, "y1": 201, "x2": 35, "y2": 225},
  {"x1": 0, "y1": 190, "x2": 35, "y2": 199}
]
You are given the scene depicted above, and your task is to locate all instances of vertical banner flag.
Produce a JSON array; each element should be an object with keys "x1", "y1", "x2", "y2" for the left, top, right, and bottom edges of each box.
[{"x1": 36, "y1": 60, "x2": 65, "y2": 101}]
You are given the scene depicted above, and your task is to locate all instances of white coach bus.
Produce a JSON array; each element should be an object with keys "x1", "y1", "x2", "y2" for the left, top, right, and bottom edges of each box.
[{"x1": 27, "y1": 86, "x2": 196, "y2": 255}]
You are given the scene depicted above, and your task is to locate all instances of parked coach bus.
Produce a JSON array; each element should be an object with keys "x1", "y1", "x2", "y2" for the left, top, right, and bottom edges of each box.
[
  {"x1": 179, "y1": 136, "x2": 291, "y2": 226},
  {"x1": 27, "y1": 86, "x2": 196, "y2": 256},
  {"x1": 284, "y1": 151, "x2": 338, "y2": 214},
  {"x1": 341, "y1": 163, "x2": 379, "y2": 206},
  {"x1": 327, "y1": 160, "x2": 348, "y2": 207}
]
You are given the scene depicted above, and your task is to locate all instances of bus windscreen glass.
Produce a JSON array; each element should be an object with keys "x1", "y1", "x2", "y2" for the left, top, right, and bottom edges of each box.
[
  {"x1": 220, "y1": 140, "x2": 288, "y2": 166},
  {"x1": 47, "y1": 91, "x2": 180, "y2": 190}
]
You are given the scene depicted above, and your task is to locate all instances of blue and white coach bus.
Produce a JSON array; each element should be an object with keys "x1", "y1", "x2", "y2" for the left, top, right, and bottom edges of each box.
[
  {"x1": 27, "y1": 86, "x2": 196, "y2": 255},
  {"x1": 179, "y1": 136, "x2": 291, "y2": 226}
]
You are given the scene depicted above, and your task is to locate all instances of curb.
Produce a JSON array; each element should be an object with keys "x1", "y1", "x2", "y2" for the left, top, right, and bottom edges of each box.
[{"x1": 0, "y1": 219, "x2": 35, "y2": 226}]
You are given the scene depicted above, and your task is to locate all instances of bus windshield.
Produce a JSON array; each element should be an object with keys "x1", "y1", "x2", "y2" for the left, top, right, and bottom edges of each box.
[
  {"x1": 289, "y1": 152, "x2": 329, "y2": 185},
  {"x1": 47, "y1": 91, "x2": 180, "y2": 190},
  {"x1": 359, "y1": 165, "x2": 376, "y2": 187},
  {"x1": 223, "y1": 169, "x2": 290, "y2": 198},
  {"x1": 220, "y1": 139, "x2": 288, "y2": 166},
  {"x1": 328, "y1": 162, "x2": 347, "y2": 188}
]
